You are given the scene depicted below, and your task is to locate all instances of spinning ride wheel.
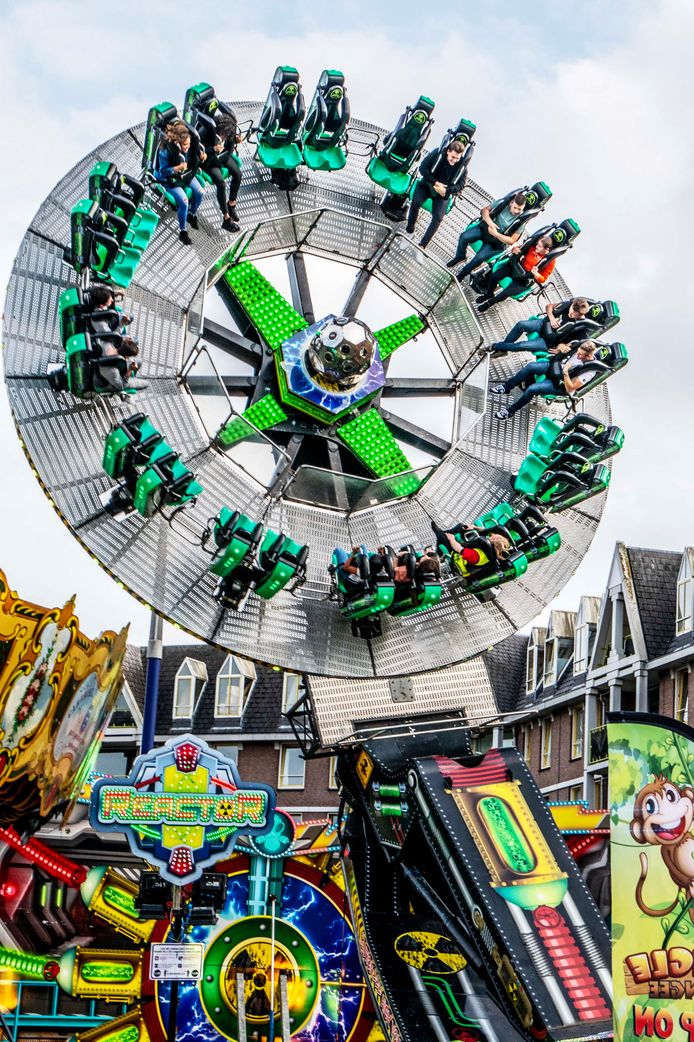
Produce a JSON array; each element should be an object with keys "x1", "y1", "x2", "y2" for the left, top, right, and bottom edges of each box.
[{"x1": 2, "y1": 100, "x2": 613, "y2": 700}]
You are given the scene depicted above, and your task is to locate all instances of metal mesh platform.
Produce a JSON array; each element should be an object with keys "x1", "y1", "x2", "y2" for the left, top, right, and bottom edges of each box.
[{"x1": 3, "y1": 103, "x2": 613, "y2": 690}]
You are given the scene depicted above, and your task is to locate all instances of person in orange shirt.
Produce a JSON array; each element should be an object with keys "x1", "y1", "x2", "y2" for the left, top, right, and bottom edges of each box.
[{"x1": 476, "y1": 235, "x2": 555, "y2": 312}]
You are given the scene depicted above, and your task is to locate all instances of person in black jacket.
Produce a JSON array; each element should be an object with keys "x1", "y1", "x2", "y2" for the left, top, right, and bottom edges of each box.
[
  {"x1": 199, "y1": 111, "x2": 243, "y2": 232},
  {"x1": 154, "y1": 121, "x2": 205, "y2": 245},
  {"x1": 486, "y1": 297, "x2": 591, "y2": 354},
  {"x1": 406, "y1": 140, "x2": 466, "y2": 247}
]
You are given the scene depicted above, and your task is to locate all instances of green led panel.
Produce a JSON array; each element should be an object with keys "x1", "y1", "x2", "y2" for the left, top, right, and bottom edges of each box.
[
  {"x1": 218, "y1": 393, "x2": 287, "y2": 447},
  {"x1": 374, "y1": 314, "x2": 425, "y2": 360},
  {"x1": 223, "y1": 262, "x2": 307, "y2": 352},
  {"x1": 338, "y1": 410, "x2": 416, "y2": 480}
]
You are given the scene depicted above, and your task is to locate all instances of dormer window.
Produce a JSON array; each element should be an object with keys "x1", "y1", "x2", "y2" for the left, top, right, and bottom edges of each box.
[
  {"x1": 173, "y1": 658, "x2": 208, "y2": 719},
  {"x1": 215, "y1": 655, "x2": 256, "y2": 718},
  {"x1": 216, "y1": 656, "x2": 245, "y2": 717},
  {"x1": 677, "y1": 553, "x2": 694, "y2": 635}
]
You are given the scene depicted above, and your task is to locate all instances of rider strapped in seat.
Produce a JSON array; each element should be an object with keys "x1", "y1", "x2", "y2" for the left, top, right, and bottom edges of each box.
[
  {"x1": 448, "y1": 181, "x2": 552, "y2": 279},
  {"x1": 47, "y1": 286, "x2": 144, "y2": 398},
  {"x1": 183, "y1": 82, "x2": 243, "y2": 232},
  {"x1": 431, "y1": 522, "x2": 528, "y2": 594},
  {"x1": 474, "y1": 219, "x2": 580, "y2": 312},
  {"x1": 330, "y1": 546, "x2": 396, "y2": 639}
]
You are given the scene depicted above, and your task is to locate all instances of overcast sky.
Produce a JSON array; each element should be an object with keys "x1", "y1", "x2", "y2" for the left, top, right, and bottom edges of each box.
[{"x1": 1, "y1": 0, "x2": 692, "y2": 647}]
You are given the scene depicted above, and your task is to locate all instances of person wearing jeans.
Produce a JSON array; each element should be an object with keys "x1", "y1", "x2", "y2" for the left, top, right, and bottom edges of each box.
[
  {"x1": 155, "y1": 122, "x2": 205, "y2": 245},
  {"x1": 487, "y1": 298, "x2": 592, "y2": 353},
  {"x1": 490, "y1": 341, "x2": 597, "y2": 420},
  {"x1": 447, "y1": 192, "x2": 527, "y2": 279}
]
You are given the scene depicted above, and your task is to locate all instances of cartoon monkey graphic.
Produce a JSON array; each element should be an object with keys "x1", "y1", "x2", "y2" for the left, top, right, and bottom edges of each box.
[{"x1": 630, "y1": 775, "x2": 694, "y2": 918}]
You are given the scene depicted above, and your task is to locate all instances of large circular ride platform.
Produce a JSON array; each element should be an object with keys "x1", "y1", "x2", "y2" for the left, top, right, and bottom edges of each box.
[{"x1": 3, "y1": 102, "x2": 612, "y2": 686}]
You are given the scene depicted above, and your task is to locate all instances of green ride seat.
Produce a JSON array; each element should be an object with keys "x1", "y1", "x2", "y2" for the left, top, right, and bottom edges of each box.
[
  {"x1": 71, "y1": 200, "x2": 143, "y2": 289},
  {"x1": 330, "y1": 549, "x2": 395, "y2": 638},
  {"x1": 367, "y1": 95, "x2": 435, "y2": 199},
  {"x1": 142, "y1": 100, "x2": 206, "y2": 210},
  {"x1": 528, "y1": 417, "x2": 564, "y2": 459},
  {"x1": 88, "y1": 161, "x2": 159, "y2": 253},
  {"x1": 58, "y1": 288, "x2": 84, "y2": 346},
  {"x1": 410, "y1": 115, "x2": 477, "y2": 215},
  {"x1": 255, "y1": 533, "x2": 309, "y2": 599},
  {"x1": 536, "y1": 459, "x2": 611, "y2": 512},
  {"x1": 64, "y1": 333, "x2": 92, "y2": 399},
  {"x1": 102, "y1": 414, "x2": 163, "y2": 480},
  {"x1": 532, "y1": 341, "x2": 628, "y2": 407},
  {"x1": 527, "y1": 413, "x2": 625, "y2": 466},
  {"x1": 514, "y1": 453, "x2": 552, "y2": 497},
  {"x1": 387, "y1": 548, "x2": 442, "y2": 618},
  {"x1": 302, "y1": 69, "x2": 349, "y2": 171},
  {"x1": 463, "y1": 181, "x2": 553, "y2": 261},
  {"x1": 183, "y1": 81, "x2": 244, "y2": 187},
  {"x1": 442, "y1": 541, "x2": 528, "y2": 594},
  {"x1": 61, "y1": 332, "x2": 134, "y2": 399},
  {"x1": 367, "y1": 156, "x2": 414, "y2": 197},
  {"x1": 473, "y1": 501, "x2": 516, "y2": 529},
  {"x1": 503, "y1": 505, "x2": 561, "y2": 562},
  {"x1": 477, "y1": 218, "x2": 580, "y2": 303},
  {"x1": 210, "y1": 510, "x2": 263, "y2": 579},
  {"x1": 133, "y1": 444, "x2": 202, "y2": 518},
  {"x1": 256, "y1": 66, "x2": 306, "y2": 173}
]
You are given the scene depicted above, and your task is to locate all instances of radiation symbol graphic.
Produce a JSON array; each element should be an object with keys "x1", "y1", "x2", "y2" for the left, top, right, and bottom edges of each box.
[{"x1": 394, "y1": 931, "x2": 467, "y2": 974}]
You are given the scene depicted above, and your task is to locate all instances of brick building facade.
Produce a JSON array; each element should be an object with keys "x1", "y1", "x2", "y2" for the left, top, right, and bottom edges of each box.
[{"x1": 481, "y1": 543, "x2": 694, "y2": 806}]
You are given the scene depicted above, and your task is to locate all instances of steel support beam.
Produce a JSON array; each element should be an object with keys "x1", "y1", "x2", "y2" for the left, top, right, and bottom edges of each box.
[
  {"x1": 382, "y1": 378, "x2": 456, "y2": 397},
  {"x1": 379, "y1": 409, "x2": 450, "y2": 458},
  {"x1": 342, "y1": 268, "x2": 371, "y2": 317},
  {"x1": 185, "y1": 374, "x2": 255, "y2": 395},
  {"x1": 286, "y1": 251, "x2": 315, "y2": 323},
  {"x1": 201, "y1": 318, "x2": 263, "y2": 365}
]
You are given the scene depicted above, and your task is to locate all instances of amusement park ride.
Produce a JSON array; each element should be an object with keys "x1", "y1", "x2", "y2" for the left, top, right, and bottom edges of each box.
[{"x1": 1, "y1": 65, "x2": 626, "y2": 1042}]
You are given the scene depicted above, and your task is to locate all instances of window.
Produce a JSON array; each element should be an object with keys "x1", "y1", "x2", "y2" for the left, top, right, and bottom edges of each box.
[
  {"x1": 215, "y1": 744, "x2": 240, "y2": 766},
  {"x1": 95, "y1": 750, "x2": 128, "y2": 776},
  {"x1": 543, "y1": 639, "x2": 558, "y2": 686},
  {"x1": 570, "y1": 706, "x2": 584, "y2": 760},
  {"x1": 677, "y1": 555, "x2": 693, "y2": 634},
  {"x1": 328, "y1": 754, "x2": 339, "y2": 790},
  {"x1": 595, "y1": 697, "x2": 606, "y2": 728},
  {"x1": 594, "y1": 775, "x2": 606, "y2": 809},
  {"x1": 526, "y1": 641, "x2": 544, "y2": 694},
  {"x1": 282, "y1": 673, "x2": 302, "y2": 715},
  {"x1": 216, "y1": 656, "x2": 246, "y2": 717},
  {"x1": 109, "y1": 683, "x2": 138, "y2": 728},
  {"x1": 540, "y1": 718, "x2": 552, "y2": 770},
  {"x1": 569, "y1": 784, "x2": 583, "y2": 802},
  {"x1": 675, "y1": 670, "x2": 689, "y2": 723},
  {"x1": 173, "y1": 658, "x2": 208, "y2": 719},
  {"x1": 523, "y1": 725, "x2": 532, "y2": 764},
  {"x1": 278, "y1": 747, "x2": 305, "y2": 789},
  {"x1": 470, "y1": 731, "x2": 493, "y2": 756},
  {"x1": 574, "y1": 624, "x2": 595, "y2": 674}
]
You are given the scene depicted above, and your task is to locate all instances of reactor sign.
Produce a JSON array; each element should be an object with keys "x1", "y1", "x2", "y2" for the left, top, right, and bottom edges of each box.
[{"x1": 90, "y1": 734, "x2": 275, "y2": 884}]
